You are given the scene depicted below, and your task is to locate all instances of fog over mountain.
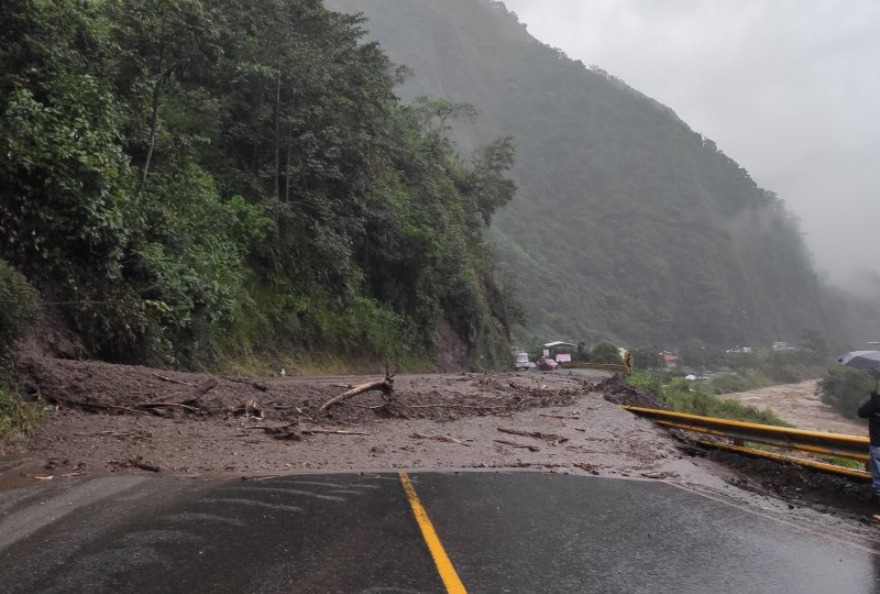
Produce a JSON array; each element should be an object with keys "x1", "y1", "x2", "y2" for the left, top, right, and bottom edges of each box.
[
  {"x1": 325, "y1": 0, "x2": 876, "y2": 348},
  {"x1": 501, "y1": 0, "x2": 880, "y2": 289}
]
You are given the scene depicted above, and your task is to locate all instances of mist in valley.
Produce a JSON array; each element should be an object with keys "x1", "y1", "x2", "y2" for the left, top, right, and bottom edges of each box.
[{"x1": 500, "y1": 0, "x2": 880, "y2": 297}]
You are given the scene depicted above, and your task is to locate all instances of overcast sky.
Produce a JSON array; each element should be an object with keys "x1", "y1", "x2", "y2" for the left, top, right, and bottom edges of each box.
[{"x1": 500, "y1": 0, "x2": 880, "y2": 287}]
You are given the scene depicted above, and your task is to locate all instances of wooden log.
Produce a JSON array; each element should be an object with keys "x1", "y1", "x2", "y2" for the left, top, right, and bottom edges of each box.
[
  {"x1": 136, "y1": 402, "x2": 200, "y2": 411},
  {"x1": 319, "y1": 372, "x2": 394, "y2": 411},
  {"x1": 151, "y1": 372, "x2": 197, "y2": 387},
  {"x1": 176, "y1": 378, "x2": 219, "y2": 405},
  {"x1": 410, "y1": 432, "x2": 470, "y2": 446},
  {"x1": 494, "y1": 439, "x2": 540, "y2": 452},
  {"x1": 497, "y1": 427, "x2": 568, "y2": 443},
  {"x1": 301, "y1": 428, "x2": 369, "y2": 436}
]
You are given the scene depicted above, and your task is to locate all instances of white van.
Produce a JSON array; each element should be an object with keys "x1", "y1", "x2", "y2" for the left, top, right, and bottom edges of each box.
[{"x1": 514, "y1": 351, "x2": 532, "y2": 371}]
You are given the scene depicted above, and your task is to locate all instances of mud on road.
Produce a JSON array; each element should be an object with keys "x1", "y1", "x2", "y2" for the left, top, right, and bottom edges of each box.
[{"x1": 3, "y1": 356, "x2": 880, "y2": 547}]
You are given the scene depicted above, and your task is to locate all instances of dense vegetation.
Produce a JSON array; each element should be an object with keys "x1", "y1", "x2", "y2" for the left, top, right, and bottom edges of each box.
[
  {"x1": 0, "y1": 0, "x2": 520, "y2": 370},
  {"x1": 818, "y1": 367, "x2": 877, "y2": 420},
  {"x1": 628, "y1": 372, "x2": 789, "y2": 426},
  {"x1": 326, "y1": 0, "x2": 880, "y2": 351}
]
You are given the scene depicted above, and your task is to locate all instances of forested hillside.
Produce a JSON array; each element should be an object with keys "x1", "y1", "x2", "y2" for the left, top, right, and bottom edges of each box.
[
  {"x1": 0, "y1": 0, "x2": 519, "y2": 370},
  {"x1": 325, "y1": 0, "x2": 840, "y2": 349}
]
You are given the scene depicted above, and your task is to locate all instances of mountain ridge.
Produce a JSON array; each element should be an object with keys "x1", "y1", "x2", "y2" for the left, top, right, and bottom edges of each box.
[{"x1": 325, "y1": 0, "x2": 830, "y2": 349}]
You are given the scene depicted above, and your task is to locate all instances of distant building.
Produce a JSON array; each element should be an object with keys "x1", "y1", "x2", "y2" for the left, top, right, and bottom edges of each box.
[
  {"x1": 725, "y1": 347, "x2": 752, "y2": 354},
  {"x1": 772, "y1": 342, "x2": 794, "y2": 352},
  {"x1": 543, "y1": 341, "x2": 577, "y2": 362},
  {"x1": 661, "y1": 351, "x2": 679, "y2": 365}
]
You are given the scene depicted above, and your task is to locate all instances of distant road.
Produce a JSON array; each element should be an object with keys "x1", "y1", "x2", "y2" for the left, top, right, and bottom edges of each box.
[{"x1": 2, "y1": 472, "x2": 878, "y2": 593}]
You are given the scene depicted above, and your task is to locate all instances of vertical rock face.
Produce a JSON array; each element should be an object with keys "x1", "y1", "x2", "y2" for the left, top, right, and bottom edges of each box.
[{"x1": 326, "y1": 0, "x2": 829, "y2": 347}]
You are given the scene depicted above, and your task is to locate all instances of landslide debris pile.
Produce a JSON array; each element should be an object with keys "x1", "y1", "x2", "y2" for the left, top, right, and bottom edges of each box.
[
  {"x1": 17, "y1": 355, "x2": 597, "y2": 430},
  {"x1": 597, "y1": 375, "x2": 665, "y2": 409}
]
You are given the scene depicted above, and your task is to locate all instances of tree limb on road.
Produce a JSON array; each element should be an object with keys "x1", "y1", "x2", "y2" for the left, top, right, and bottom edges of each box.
[{"x1": 319, "y1": 370, "x2": 394, "y2": 411}]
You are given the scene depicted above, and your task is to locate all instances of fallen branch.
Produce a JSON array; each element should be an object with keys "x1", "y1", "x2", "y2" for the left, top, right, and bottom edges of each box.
[
  {"x1": 410, "y1": 432, "x2": 470, "y2": 446},
  {"x1": 302, "y1": 428, "x2": 369, "y2": 436},
  {"x1": 319, "y1": 370, "x2": 394, "y2": 411},
  {"x1": 29, "y1": 471, "x2": 87, "y2": 480},
  {"x1": 129, "y1": 457, "x2": 161, "y2": 472},
  {"x1": 176, "y1": 378, "x2": 219, "y2": 405},
  {"x1": 261, "y1": 426, "x2": 302, "y2": 440},
  {"x1": 494, "y1": 439, "x2": 540, "y2": 452},
  {"x1": 249, "y1": 425, "x2": 368, "y2": 440},
  {"x1": 74, "y1": 430, "x2": 152, "y2": 438},
  {"x1": 226, "y1": 377, "x2": 269, "y2": 392},
  {"x1": 497, "y1": 427, "x2": 568, "y2": 444},
  {"x1": 229, "y1": 398, "x2": 264, "y2": 419},
  {"x1": 51, "y1": 396, "x2": 145, "y2": 415},
  {"x1": 135, "y1": 402, "x2": 201, "y2": 412},
  {"x1": 406, "y1": 404, "x2": 507, "y2": 410},
  {"x1": 151, "y1": 372, "x2": 197, "y2": 387}
]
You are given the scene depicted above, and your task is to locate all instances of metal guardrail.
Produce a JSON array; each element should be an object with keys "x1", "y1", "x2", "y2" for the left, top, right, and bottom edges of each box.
[
  {"x1": 623, "y1": 406, "x2": 871, "y2": 480},
  {"x1": 560, "y1": 362, "x2": 631, "y2": 374},
  {"x1": 691, "y1": 439, "x2": 871, "y2": 481}
]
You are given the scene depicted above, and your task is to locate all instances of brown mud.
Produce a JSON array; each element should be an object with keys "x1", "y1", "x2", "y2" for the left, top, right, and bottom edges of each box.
[
  {"x1": 722, "y1": 379, "x2": 867, "y2": 436},
  {"x1": 2, "y1": 354, "x2": 879, "y2": 546}
]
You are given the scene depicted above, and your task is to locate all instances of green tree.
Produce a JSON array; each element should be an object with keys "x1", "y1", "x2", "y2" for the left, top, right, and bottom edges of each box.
[
  {"x1": 817, "y1": 366, "x2": 875, "y2": 419},
  {"x1": 630, "y1": 347, "x2": 661, "y2": 371},
  {"x1": 0, "y1": 0, "x2": 519, "y2": 370},
  {"x1": 591, "y1": 341, "x2": 622, "y2": 364},
  {"x1": 0, "y1": 0, "x2": 141, "y2": 354}
]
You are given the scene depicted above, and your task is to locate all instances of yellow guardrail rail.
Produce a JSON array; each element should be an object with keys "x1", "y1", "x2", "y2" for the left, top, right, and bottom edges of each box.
[
  {"x1": 561, "y1": 362, "x2": 629, "y2": 373},
  {"x1": 623, "y1": 406, "x2": 870, "y2": 480}
]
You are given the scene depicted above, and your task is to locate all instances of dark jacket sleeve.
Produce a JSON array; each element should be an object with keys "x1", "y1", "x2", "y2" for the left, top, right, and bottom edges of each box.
[{"x1": 858, "y1": 393, "x2": 880, "y2": 418}]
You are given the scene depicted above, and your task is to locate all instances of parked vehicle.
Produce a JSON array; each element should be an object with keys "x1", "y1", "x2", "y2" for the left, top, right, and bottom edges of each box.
[
  {"x1": 536, "y1": 355, "x2": 559, "y2": 371},
  {"x1": 514, "y1": 351, "x2": 532, "y2": 371}
]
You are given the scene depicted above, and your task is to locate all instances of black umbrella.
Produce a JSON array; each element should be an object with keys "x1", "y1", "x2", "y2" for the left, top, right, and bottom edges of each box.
[{"x1": 838, "y1": 350, "x2": 880, "y2": 390}]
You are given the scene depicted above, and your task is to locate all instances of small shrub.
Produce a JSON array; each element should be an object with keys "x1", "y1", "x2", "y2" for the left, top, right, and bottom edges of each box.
[
  {"x1": 628, "y1": 370, "x2": 662, "y2": 396},
  {"x1": 663, "y1": 378, "x2": 789, "y2": 426},
  {"x1": 0, "y1": 259, "x2": 41, "y2": 356},
  {"x1": 590, "y1": 341, "x2": 622, "y2": 364},
  {"x1": 0, "y1": 384, "x2": 43, "y2": 439},
  {"x1": 817, "y1": 366, "x2": 876, "y2": 420}
]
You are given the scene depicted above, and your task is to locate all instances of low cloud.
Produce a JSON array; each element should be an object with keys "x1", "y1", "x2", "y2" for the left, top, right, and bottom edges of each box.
[{"x1": 501, "y1": 0, "x2": 880, "y2": 285}]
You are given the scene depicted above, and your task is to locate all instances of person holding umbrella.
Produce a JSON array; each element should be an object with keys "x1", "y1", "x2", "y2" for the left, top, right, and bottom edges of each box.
[
  {"x1": 858, "y1": 390, "x2": 880, "y2": 506},
  {"x1": 842, "y1": 351, "x2": 880, "y2": 509}
]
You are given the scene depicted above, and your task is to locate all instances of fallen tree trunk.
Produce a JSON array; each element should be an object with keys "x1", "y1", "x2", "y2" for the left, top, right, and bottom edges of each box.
[
  {"x1": 319, "y1": 371, "x2": 394, "y2": 411},
  {"x1": 176, "y1": 378, "x2": 219, "y2": 405}
]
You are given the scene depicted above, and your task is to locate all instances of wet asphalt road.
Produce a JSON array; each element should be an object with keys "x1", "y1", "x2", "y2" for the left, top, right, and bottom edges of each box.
[{"x1": 1, "y1": 471, "x2": 879, "y2": 593}]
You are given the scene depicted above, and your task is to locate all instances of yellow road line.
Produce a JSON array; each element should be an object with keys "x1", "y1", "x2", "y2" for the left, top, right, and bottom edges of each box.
[{"x1": 399, "y1": 472, "x2": 468, "y2": 594}]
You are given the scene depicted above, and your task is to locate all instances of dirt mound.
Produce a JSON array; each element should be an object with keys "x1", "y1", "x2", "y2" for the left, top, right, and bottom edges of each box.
[
  {"x1": 699, "y1": 448, "x2": 877, "y2": 521},
  {"x1": 596, "y1": 375, "x2": 666, "y2": 409},
  {"x1": 16, "y1": 356, "x2": 595, "y2": 428},
  {"x1": 14, "y1": 312, "x2": 87, "y2": 361}
]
